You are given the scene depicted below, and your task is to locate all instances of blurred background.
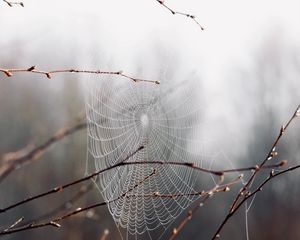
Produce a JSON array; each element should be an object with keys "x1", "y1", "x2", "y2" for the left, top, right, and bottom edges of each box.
[{"x1": 0, "y1": 0, "x2": 299, "y2": 239}]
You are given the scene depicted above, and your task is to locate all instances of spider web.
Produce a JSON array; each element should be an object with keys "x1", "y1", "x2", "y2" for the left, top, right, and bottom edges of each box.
[{"x1": 85, "y1": 73, "x2": 216, "y2": 239}]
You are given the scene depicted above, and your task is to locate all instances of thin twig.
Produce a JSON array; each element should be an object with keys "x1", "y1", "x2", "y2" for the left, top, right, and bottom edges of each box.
[
  {"x1": 122, "y1": 159, "x2": 287, "y2": 176},
  {"x1": 100, "y1": 229, "x2": 110, "y2": 240},
  {"x1": 0, "y1": 66, "x2": 160, "y2": 84},
  {"x1": 155, "y1": 0, "x2": 204, "y2": 30},
  {"x1": 221, "y1": 159, "x2": 288, "y2": 173},
  {"x1": 123, "y1": 161, "x2": 224, "y2": 176},
  {"x1": 0, "y1": 121, "x2": 87, "y2": 183},
  {"x1": 169, "y1": 195, "x2": 210, "y2": 240},
  {"x1": 2, "y1": 0, "x2": 24, "y2": 7},
  {"x1": 168, "y1": 174, "x2": 243, "y2": 240},
  {"x1": 211, "y1": 104, "x2": 300, "y2": 239},
  {"x1": 2, "y1": 217, "x2": 24, "y2": 232}
]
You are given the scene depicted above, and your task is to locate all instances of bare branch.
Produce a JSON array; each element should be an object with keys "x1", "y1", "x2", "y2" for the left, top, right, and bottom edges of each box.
[
  {"x1": 0, "y1": 66, "x2": 160, "y2": 84},
  {"x1": 2, "y1": 217, "x2": 24, "y2": 233},
  {"x1": 0, "y1": 121, "x2": 87, "y2": 183},
  {"x1": 155, "y1": 0, "x2": 204, "y2": 30},
  {"x1": 2, "y1": 0, "x2": 24, "y2": 7},
  {"x1": 221, "y1": 159, "x2": 288, "y2": 173}
]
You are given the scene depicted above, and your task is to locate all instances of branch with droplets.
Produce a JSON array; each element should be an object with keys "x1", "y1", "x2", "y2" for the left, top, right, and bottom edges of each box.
[
  {"x1": 0, "y1": 66, "x2": 160, "y2": 84},
  {"x1": 1, "y1": 160, "x2": 296, "y2": 236},
  {"x1": 155, "y1": 0, "x2": 204, "y2": 30},
  {"x1": 0, "y1": 143, "x2": 293, "y2": 236},
  {"x1": 0, "y1": 168, "x2": 241, "y2": 235}
]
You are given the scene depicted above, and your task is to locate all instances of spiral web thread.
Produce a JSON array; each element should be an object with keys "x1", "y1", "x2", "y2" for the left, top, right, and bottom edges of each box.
[{"x1": 85, "y1": 74, "x2": 215, "y2": 239}]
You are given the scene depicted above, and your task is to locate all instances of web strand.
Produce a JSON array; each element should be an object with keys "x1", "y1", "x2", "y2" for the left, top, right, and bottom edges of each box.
[{"x1": 85, "y1": 75, "x2": 214, "y2": 239}]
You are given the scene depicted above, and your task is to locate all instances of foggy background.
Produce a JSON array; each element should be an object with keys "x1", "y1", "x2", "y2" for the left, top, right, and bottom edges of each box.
[{"x1": 0, "y1": 0, "x2": 300, "y2": 239}]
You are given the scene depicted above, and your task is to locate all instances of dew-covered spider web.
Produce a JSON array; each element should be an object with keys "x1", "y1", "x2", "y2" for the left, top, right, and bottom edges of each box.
[{"x1": 85, "y1": 73, "x2": 219, "y2": 239}]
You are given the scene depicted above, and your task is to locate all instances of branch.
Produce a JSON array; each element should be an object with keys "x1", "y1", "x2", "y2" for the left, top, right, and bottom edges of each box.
[
  {"x1": 0, "y1": 153, "x2": 287, "y2": 214},
  {"x1": 211, "y1": 164, "x2": 300, "y2": 240},
  {"x1": 2, "y1": 0, "x2": 24, "y2": 7},
  {"x1": 0, "y1": 66, "x2": 160, "y2": 84},
  {"x1": 2, "y1": 217, "x2": 24, "y2": 233},
  {"x1": 155, "y1": 0, "x2": 204, "y2": 30},
  {"x1": 0, "y1": 121, "x2": 87, "y2": 183},
  {"x1": 0, "y1": 168, "x2": 157, "y2": 235},
  {"x1": 0, "y1": 146, "x2": 144, "y2": 214},
  {"x1": 100, "y1": 229, "x2": 110, "y2": 240},
  {"x1": 221, "y1": 159, "x2": 288, "y2": 173},
  {"x1": 211, "y1": 104, "x2": 300, "y2": 239},
  {"x1": 0, "y1": 168, "x2": 239, "y2": 236},
  {"x1": 0, "y1": 154, "x2": 291, "y2": 236},
  {"x1": 123, "y1": 159, "x2": 287, "y2": 176},
  {"x1": 168, "y1": 175, "x2": 243, "y2": 240},
  {"x1": 126, "y1": 176, "x2": 241, "y2": 199}
]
